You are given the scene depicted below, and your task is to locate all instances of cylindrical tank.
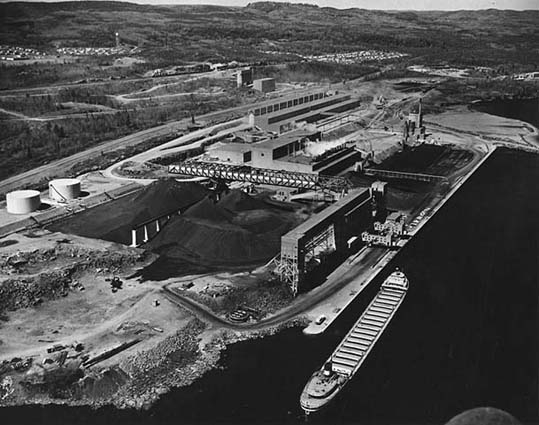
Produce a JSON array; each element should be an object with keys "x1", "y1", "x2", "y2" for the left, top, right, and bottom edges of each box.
[
  {"x1": 6, "y1": 190, "x2": 41, "y2": 214},
  {"x1": 49, "y1": 178, "x2": 81, "y2": 202}
]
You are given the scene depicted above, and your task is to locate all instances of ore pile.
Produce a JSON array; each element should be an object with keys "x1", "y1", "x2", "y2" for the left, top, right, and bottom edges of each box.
[
  {"x1": 130, "y1": 179, "x2": 208, "y2": 223},
  {"x1": 53, "y1": 179, "x2": 208, "y2": 245},
  {"x1": 148, "y1": 189, "x2": 296, "y2": 266}
]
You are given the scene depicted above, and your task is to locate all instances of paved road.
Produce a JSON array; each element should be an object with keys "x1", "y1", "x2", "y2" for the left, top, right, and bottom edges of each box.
[
  {"x1": 0, "y1": 106, "x2": 119, "y2": 122},
  {"x1": 0, "y1": 103, "x2": 250, "y2": 196},
  {"x1": 0, "y1": 63, "x2": 405, "y2": 196},
  {"x1": 0, "y1": 122, "x2": 184, "y2": 196},
  {"x1": 0, "y1": 70, "x2": 223, "y2": 97}
]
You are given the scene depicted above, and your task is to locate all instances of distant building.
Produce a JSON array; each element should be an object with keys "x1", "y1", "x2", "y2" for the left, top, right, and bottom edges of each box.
[
  {"x1": 209, "y1": 143, "x2": 252, "y2": 164},
  {"x1": 374, "y1": 211, "x2": 407, "y2": 236},
  {"x1": 208, "y1": 128, "x2": 360, "y2": 175},
  {"x1": 361, "y1": 231, "x2": 396, "y2": 248},
  {"x1": 253, "y1": 77, "x2": 276, "y2": 93},
  {"x1": 513, "y1": 72, "x2": 539, "y2": 81},
  {"x1": 248, "y1": 89, "x2": 360, "y2": 133},
  {"x1": 209, "y1": 129, "x2": 318, "y2": 172},
  {"x1": 274, "y1": 187, "x2": 297, "y2": 202},
  {"x1": 362, "y1": 210, "x2": 407, "y2": 248},
  {"x1": 406, "y1": 98, "x2": 423, "y2": 132},
  {"x1": 249, "y1": 130, "x2": 315, "y2": 172},
  {"x1": 237, "y1": 68, "x2": 253, "y2": 87}
]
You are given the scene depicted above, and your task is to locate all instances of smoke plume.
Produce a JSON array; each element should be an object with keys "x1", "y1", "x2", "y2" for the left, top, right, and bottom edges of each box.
[{"x1": 304, "y1": 138, "x2": 347, "y2": 157}]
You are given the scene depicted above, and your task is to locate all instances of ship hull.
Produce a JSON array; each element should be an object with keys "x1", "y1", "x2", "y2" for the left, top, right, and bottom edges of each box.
[
  {"x1": 300, "y1": 269, "x2": 408, "y2": 414},
  {"x1": 300, "y1": 372, "x2": 347, "y2": 413}
]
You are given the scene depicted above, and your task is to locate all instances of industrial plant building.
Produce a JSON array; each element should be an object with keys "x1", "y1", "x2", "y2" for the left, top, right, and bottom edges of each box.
[
  {"x1": 248, "y1": 89, "x2": 360, "y2": 133},
  {"x1": 253, "y1": 77, "x2": 276, "y2": 93},
  {"x1": 209, "y1": 143, "x2": 253, "y2": 164},
  {"x1": 278, "y1": 187, "x2": 373, "y2": 295},
  {"x1": 237, "y1": 68, "x2": 253, "y2": 87},
  {"x1": 208, "y1": 129, "x2": 361, "y2": 175}
]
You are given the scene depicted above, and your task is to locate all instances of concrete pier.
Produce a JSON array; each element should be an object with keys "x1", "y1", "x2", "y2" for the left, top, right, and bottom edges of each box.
[{"x1": 303, "y1": 145, "x2": 496, "y2": 335}]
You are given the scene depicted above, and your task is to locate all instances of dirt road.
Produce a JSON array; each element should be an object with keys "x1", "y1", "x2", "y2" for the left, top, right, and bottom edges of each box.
[{"x1": 162, "y1": 247, "x2": 386, "y2": 331}]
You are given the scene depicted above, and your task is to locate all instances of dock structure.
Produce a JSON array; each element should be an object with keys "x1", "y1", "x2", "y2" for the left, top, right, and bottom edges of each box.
[
  {"x1": 277, "y1": 188, "x2": 372, "y2": 295},
  {"x1": 330, "y1": 283, "x2": 406, "y2": 376}
]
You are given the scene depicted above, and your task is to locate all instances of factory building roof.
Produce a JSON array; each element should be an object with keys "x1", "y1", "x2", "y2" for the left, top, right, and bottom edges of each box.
[
  {"x1": 387, "y1": 211, "x2": 404, "y2": 221},
  {"x1": 283, "y1": 188, "x2": 371, "y2": 240},
  {"x1": 210, "y1": 142, "x2": 254, "y2": 153},
  {"x1": 250, "y1": 129, "x2": 318, "y2": 152},
  {"x1": 249, "y1": 88, "x2": 329, "y2": 111}
]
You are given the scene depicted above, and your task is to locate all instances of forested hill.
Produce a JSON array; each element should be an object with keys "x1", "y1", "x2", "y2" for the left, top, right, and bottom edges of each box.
[{"x1": 1, "y1": 1, "x2": 538, "y2": 66}]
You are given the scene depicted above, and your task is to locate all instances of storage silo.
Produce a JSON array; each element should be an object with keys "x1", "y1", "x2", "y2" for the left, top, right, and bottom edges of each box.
[
  {"x1": 49, "y1": 178, "x2": 81, "y2": 202},
  {"x1": 6, "y1": 190, "x2": 41, "y2": 214}
]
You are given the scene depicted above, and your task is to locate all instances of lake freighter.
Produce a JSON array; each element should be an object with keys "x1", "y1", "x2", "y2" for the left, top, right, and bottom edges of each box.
[{"x1": 300, "y1": 268, "x2": 409, "y2": 414}]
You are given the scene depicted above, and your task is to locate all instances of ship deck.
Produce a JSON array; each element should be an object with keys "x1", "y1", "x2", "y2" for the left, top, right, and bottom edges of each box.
[{"x1": 330, "y1": 285, "x2": 406, "y2": 376}]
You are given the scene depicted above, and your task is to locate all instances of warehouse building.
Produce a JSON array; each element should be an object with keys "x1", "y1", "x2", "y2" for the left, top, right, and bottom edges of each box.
[
  {"x1": 253, "y1": 77, "x2": 276, "y2": 93},
  {"x1": 249, "y1": 90, "x2": 360, "y2": 133},
  {"x1": 237, "y1": 68, "x2": 253, "y2": 87},
  {"x1": 249, "y1": 130, "x2": 318, "y2": 171},
  {"x1": 279, "y1": 187, "x2": 373, "y2": 294},
  {"x1": 208, "y1": 143, "x2": 252, "y2": 163},
  {"x1": 208, "y1": 129, "x2": 360, "y2": 175}
]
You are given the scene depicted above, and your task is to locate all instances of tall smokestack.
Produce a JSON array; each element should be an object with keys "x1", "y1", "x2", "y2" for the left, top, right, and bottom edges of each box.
[
  {"x1": 418, "y1": 98, "x2": 423, "y2": 128},
  {"x1": 115, "y1": 32, "x2": 120, "y2": 48}
]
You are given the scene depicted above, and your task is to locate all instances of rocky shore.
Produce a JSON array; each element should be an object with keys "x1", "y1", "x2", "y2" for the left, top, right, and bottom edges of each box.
[
  {"x1": 110, "y1": 316, "x2": 308, "y2": 410},
  {"x1": 0, "y1": 309, "x2": 307, "y2": 410}
]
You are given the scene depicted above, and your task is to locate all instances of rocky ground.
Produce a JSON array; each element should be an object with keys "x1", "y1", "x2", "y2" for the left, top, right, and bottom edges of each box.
[
  {"x1": 0, "y1": 228, "x2": 307, "y2": 410},
  {"x1": 0, "y1": 231, "x2": 152, "y2": 313},
  {"x1": 176, "y1": 268, "x2": 294, "y2": 319}
]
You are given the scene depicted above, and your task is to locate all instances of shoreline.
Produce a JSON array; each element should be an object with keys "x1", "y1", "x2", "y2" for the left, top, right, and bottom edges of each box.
[
  {"x1": 0, "y1": 315, "x2": 308, "y2": 411},
  {"x1": 0, "y1": 143, "x2": 504, "y2": 411},
  {"x1": 1, "y1": 89, "x2": 536, "y2": 413},
  {"x1": 303, "y1": 143, "x2": 496, "y2": 335},
  {"x1": 468, "y1": 98, "x2": 539, "y2": 137}
]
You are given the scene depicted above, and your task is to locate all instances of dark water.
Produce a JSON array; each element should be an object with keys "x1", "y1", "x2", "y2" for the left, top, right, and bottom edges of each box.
[
  {"x1": 472, "y1": 97, "x2": 539, "y2": 129},
  {"x1": 3, "y1": 148, "x2": 538, "y2": 425}
]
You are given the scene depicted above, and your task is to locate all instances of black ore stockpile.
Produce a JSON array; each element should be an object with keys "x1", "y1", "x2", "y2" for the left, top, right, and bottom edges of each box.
[
  {"x1": 147, "y1": 189, "x2": 297, "y2": 266},
  {"x1": 102, "y1": 179, "x2": 209, "y2": 243},
  {"x1": 132, "y1": 179, "x2": 208, "y2": 222},
  {"x1": 49, "y1": 179, "x2": 208, "y2": 245}
]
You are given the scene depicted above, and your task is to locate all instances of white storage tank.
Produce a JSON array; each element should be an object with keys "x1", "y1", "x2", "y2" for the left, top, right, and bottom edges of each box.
[
  {"x1": 49, "y1": 178, "x2": 81, "y2": 202},
  {"x1": 6, "y1": 190, "x2": 41, "y2": 214}
]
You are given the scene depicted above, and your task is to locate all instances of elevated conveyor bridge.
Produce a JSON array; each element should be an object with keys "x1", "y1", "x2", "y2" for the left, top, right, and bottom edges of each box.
[
  {"x1": 364, "y1": 168, "x2": 447, "y2": 183},
  {"x1": 169, "y1": 161, "x2": 350, "y2": 193}
]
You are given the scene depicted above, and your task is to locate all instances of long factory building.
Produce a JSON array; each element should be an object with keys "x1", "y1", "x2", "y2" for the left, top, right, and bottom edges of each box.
[
  {"x1": 278, "y1": 187, "x2": 373, "y2": 295},
  {"x1": 207, "y1": 129, "x2": 360, "y2": 175},
  {"x1": 249, "y1": 89, "x2": 360, "y2": 133}
]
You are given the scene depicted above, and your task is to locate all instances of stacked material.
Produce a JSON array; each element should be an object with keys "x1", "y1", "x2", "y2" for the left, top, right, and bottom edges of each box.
[
  {"x1": 48, "y1": 179, "x2": 208, "y2": 245},
  {"x1": 131, "y1": 179, "x2": 208, "y2": 224},
  {"x1": 148, "y1": 189, "x2": 298, "y2": 266}
]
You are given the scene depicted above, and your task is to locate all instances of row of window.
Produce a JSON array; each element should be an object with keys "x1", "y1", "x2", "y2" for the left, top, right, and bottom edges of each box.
[
  {"x1": 267, "y1": 96, "x2": 349, "y2": 125},
  {"x1": 253, "y1": 92, "x2": 328, "y2": 117}
]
